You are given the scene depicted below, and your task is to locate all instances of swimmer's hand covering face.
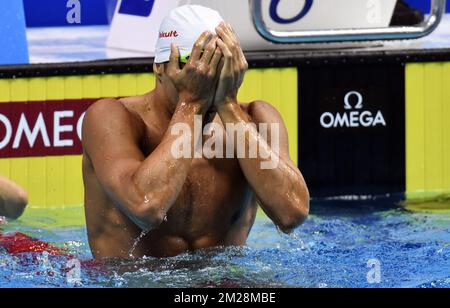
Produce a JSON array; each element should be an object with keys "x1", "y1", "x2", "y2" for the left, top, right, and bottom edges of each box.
[
  {"x1": 166, "y1": 31, "x2": 223, "y2": 110},
  {"x1": 213, "y1": 22, "x2": 248, "y2": 108},
  {"x1": 180, "y1": 50, "x2": 206, "y2": 64},
  {"x1": 180, "y1": 37, "x2": 210, "y2": 64}
]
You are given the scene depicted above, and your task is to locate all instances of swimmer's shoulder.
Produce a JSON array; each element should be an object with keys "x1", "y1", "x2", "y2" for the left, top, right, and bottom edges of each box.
[
  {"x1": 82, "y1": 98, "x2": 145, "y2": 145},
  {"x1": 240, "y1": 100, "x2": 283, "y2": 124},
  {"x1": 86, "y1": 96, "x2": 144, "y2": 116}
]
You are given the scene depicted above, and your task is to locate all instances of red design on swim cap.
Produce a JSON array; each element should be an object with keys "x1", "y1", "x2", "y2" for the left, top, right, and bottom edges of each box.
[{"x1": 159, "y1": 30, "x2": 179, "y2": 38}]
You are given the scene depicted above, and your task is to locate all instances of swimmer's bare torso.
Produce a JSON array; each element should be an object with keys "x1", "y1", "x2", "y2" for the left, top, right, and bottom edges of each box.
[
  {"x1": 83, "y1": 26, "x2": 309, "y2": 259},
  {"x1": 83, "y1": 96, "x2": 258, "y2": 258}
]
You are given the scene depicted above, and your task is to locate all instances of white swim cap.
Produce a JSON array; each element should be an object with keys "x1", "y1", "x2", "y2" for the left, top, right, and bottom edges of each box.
[{"x1": 154, "y1": 5, "x2": 224, "y2": 64}]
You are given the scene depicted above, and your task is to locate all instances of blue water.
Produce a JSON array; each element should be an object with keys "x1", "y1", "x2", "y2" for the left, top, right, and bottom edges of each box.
[{"x1": 1, "y1": 200, "x2": 449, "y2": 288}]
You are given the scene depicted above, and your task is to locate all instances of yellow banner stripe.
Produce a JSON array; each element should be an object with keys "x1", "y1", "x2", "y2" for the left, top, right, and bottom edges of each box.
[
  {"x1": 406, "y1": 62, "x2": 450, "y2": 199},
  {"x1": 0, "y1": 69, "x2": 298, "y2": 208}
]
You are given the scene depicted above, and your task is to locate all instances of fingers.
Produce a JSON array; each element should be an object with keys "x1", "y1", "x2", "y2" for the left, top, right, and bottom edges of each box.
[
  {"x1": 215, "y1": 23, "x2": 235, "y2": 51},
  {"x1": 210, "y1": 46, "x2": 223, "y2": 69},
  {"x1": 217, "y1": 57, "x2": 226, "y2": 76},
  {"x1": 201, "y1": 37, "x2": 218, "y2": 64},
  {"x1": 190, "y1": 31, "x2": 213, "y2": 62},
  {"x1": 227, "y1": 22, "x2": 237, "y2": 35},
  {"x1": 216, "y1": 39, "x2": 234, "y2": 75},
  {"x1": 216, "y1": 22, "x2": 247, "y2": 71},
  {"x1": 167, "y1": 43, "x2": 181, "y2": 73},
  {"x1": 223, "y1": 23, "x2": 248, "y2": 71},
  {"x1": 216, "y1": 39, "x2": 233, "y2": 60}
]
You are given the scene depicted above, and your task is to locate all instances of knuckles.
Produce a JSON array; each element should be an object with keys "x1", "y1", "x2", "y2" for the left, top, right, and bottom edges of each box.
[
  {"x1": 186, "y1": 63, "x2": 217, "y2": 81},
  {"x1": 194, "y1": 42, "x2": 202, "y2": 49},
  {"x1": 196, "y1": 64, "x2": 208, "y2": 76},
  {"x1": 184, "y1": 63, "x2": 196, "y2": 74}
]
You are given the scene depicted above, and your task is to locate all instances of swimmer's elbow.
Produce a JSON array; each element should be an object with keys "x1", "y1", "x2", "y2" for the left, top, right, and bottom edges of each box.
[
  {"x1": 129, "y1": 200, "x2": 166, "y2": 231},
  {"x1": 116, "y1": 173, "x2": 167, "y2": 230},
  {"x1": 278, "y1": 197, "x2": 310, "y2": 234},
  {"x1": 278, "y1": 212, "x2": 308, "y2": 234}
]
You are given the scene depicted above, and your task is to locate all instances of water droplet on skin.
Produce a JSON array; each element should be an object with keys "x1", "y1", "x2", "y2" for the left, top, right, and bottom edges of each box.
[
  {"x1": 163, "y1": 215, "x2": 168, "y2": 222},
  {"x1": 144, "y1": 196, "x2": 150, "y2": 204},
  {"x1": 128, "y1": 230, "x2": 150, "y2": 259}
]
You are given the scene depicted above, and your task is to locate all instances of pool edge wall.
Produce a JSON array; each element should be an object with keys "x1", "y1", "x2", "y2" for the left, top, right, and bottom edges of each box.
[
  {"x1": 0, "y1": 50, "x2": 449, "y2": 208},
  {"x1": 0, "y1": 66, "x2": 298, "y2": 208}
]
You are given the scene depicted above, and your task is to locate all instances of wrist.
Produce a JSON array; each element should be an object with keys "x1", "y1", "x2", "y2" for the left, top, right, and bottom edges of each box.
[
  {"x1": 178, "y1": 93, "x2": 207, "y2": 114},
  {"x1": 217, "y1": 99, "x2": 250, "y2": 125},
  {"x1": 217, "y1": 96, "x2": 238, "y2": 113},
  {"x1": 175, "y1": 99, "x2": 203, "y2": 117}
]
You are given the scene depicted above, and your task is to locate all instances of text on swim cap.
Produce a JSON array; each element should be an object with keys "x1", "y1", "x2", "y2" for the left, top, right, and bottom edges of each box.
[{"x1": 159, "y1": 30, "x2": 179, "y2": 38}]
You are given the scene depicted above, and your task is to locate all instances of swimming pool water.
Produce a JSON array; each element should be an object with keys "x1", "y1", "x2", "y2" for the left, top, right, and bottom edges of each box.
[{"x1": 1, "y1": 199, "x2": 449, "y2": 288}]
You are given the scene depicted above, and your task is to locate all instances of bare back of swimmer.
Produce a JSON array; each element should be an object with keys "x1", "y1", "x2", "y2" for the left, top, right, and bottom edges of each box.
[{"x1": 82, "y1": 6, "x2": 310, "y2": 259}]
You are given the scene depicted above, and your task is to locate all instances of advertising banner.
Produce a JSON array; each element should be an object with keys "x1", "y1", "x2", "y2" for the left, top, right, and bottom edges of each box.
[{"x1": 0, "y1": 100, "x2": 95, "y2": 158}]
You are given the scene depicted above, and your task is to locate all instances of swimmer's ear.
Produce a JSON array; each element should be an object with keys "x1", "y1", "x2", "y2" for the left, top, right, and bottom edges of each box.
[
  {"x1": 153, "y1": 62, "x2": 164, "y2": 74},
  {"x1": 153, "y1": 63, "x2": 164, "y2": 83}
]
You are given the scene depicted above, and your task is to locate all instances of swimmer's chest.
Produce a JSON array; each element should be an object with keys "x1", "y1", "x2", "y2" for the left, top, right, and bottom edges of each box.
[
  {"x1": 167, "y1": 156, "x2": 252, "y2": 234},
  {"x1": 142, "y1": 123, "x2": 249, "y2": 208},
  {"x1": 139, "y1": 115, "x2": 254, "y2": 232}
]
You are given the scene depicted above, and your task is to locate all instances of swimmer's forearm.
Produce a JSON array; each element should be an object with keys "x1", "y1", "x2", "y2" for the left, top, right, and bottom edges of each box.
[
  {"x1": 217, "y1": 102, "x2": 309, "y2": 233},
  {"x1": 129, "y1": 100, "x2": 203, "y2": 230}
]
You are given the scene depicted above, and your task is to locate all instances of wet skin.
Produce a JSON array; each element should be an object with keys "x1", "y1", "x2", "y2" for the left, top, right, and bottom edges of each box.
[
  {"x1": 82, "y1": 24, "x2": 309, "y2": 259},
  {"x1": 0, "y1": 176, "x2": 28, "y2": 219},
  {"x1": 83, "y1": 98, "x2": 258, "y2": 258}
]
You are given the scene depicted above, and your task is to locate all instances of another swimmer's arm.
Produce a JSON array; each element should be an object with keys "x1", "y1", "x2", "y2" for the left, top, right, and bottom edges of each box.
[
  {"x1": 214, "y1": 23, "x2": 309, "y2": 233},
  {"x1": 0, "y1": 176, "x2": 28, "y2": 219}
]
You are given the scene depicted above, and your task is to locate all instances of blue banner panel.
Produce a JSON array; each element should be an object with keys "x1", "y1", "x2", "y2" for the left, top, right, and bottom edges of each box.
[
  {"x1": 405, "y1": 0, "x2": 450, "y2": 13},
  {"x1": 0, "y1": 0, "x2": 29, "y2": 65},
  {"x1": 23, "y1": 0, "x2": 117, "y2": 27},
  {"x1": 119, "y1": 0, "x2": 155, "y2": 17}
]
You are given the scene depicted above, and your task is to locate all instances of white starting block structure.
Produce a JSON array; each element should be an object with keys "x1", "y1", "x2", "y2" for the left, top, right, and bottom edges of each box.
[{"x1": 107, "y1": 0, "x2": 445, "y2": 55}]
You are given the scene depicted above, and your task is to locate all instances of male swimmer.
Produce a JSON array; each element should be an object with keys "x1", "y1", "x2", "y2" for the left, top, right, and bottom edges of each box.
[
  {"x1": 0, "y1": 176, "x2": 28, "y2": 220},
  {"x1": 82, "y1": 5, "x2": 309, "y2": 259}
]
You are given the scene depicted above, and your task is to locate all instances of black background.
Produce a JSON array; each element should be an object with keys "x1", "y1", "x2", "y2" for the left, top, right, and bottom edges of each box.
[{"x1": 298, "y1": 64, "x2": 406, "y2": 198}]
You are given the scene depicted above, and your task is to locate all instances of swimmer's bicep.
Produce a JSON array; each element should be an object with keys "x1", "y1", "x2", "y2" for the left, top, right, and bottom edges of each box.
[
  {"x1": 247, "y1": 101, "x2": 291, "y2": 161},
  {"x1": 82, "y1": 99, "x2": 145, "y2": 193}
]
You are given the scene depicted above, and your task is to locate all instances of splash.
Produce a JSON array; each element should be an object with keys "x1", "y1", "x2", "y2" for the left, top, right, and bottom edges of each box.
[{"x1": 128, "y1": 230, "x2": 149, "y2": 259}]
